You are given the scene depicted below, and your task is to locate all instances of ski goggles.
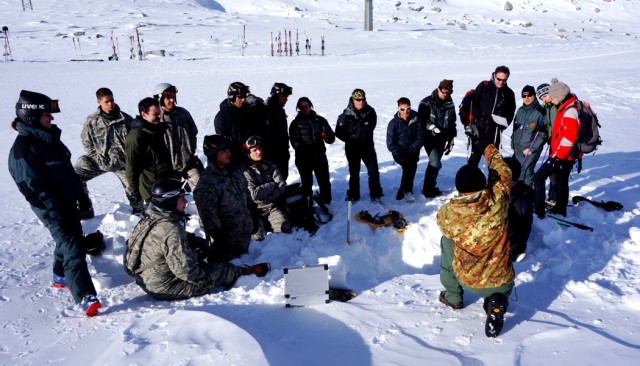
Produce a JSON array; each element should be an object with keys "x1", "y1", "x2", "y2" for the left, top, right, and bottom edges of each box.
[
  {"x1": 243, "y1": 135, "x2": 262, "y2": 150},
  {"x1": 16, "y1": 99, "x2": 60, "y2": 114},
  {"x1": 157, "y1": 180, "x2": 191, "y2": 198},
  {"x1": 439, "y1": 88, "x2": 452, "y2": 95}
]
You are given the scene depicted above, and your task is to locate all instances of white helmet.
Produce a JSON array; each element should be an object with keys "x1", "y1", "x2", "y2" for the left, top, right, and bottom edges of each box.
[{"x1": 152, "y1": 82, "x2": 177, "y2": 102}]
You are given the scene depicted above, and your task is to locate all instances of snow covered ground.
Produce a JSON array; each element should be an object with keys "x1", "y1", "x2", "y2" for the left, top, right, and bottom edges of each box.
[{"x1": 1, "y1": 0, "x2": 639, "y2": 365}]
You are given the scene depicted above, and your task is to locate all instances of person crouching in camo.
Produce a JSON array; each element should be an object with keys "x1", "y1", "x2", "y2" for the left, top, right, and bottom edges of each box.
[
  {"x1": 126, "y1": 178, "x2": 270, "y2": 300},
  {"x1": 193, "y1": 135, "x2": 254, "y2": 261},
  {"x1": 74, "y1": 87, "x2": 133, "y2": 219},
  {"x1": 242, "y1": 135, "x2": 292, "y2": 241},
  {"x1": 437, "y1": 142, "x2": 515, "y2": 338},
  {"x1": 152, "y1": 83, "x2": 203, "y2": 190}
]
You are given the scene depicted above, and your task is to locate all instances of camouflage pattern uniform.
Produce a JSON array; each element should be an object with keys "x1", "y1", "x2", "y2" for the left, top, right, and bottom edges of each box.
[
  {"x1": 128, "y1": 204, "x2": 244, "y2": 300},
  {"x1": 161, "y1": 106, "x2": 201, "y2": 189},
  {"x1": 437, "y1": 144, "x2": 515, "y2": 304},
  {"x1": 243, "y1": 159, "x2": 290, "y2": 233},
  {"x1": 74, "y1": 106, "x2": 133, "y2": 207},
  {"x1": 192, "y1": 163, "x2": 253, "y2": 261}
]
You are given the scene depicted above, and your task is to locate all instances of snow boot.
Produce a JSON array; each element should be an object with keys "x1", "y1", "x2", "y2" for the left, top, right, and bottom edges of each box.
[
  {"x1": 82, "y1": 294, "x2": 102, "y2": 317},
  {"x1": 483, "y1": 293, "x2": 508, "y2": 338},
  {"x1": 52, "y1": 274, "x2": 69, "y2": 290},
  {"x1": 439, "y1": 291, "x2": 463, "y2": 310}
]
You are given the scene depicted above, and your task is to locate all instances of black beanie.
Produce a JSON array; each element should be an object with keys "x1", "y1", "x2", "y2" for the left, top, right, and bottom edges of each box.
[
  {"x1": 455, "y1": 165, "x2": 487, "y2": 193},
  {"x1": 521, "y1": 85, "x2": 535, "y2": 97}
]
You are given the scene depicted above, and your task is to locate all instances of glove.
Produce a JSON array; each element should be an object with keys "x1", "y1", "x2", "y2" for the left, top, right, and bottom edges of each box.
[
  {"x1": 535, "y1": 122, "x2": 548, "y2": 133},
  {"x1": 428, "y1": 124, "x2": 441, "y2": 135},
  {"x1": 547, "y1": 157, "x2": 561, "y2": 170},
  {"x1": 464, "y1": 124, "x2": 479, "y2": 143},
  {"x1": 444, "y1": 139, "x2": 454, "y2": 155},
  {"x1": 244, "y1": 263, "x2": 271, "y2": 277}
]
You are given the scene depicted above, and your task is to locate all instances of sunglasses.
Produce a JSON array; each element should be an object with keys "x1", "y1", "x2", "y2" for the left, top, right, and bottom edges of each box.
[
  {"x1": 353, "y1": 98, "x2": 364, "y2": 102},
  {"x1": 398, "y1": 107, "x2": 411, "y2": 112},
  {"x1": 522, "y1": 94, "x2": 534, "y2": 98},
  {"x1": 299, "y1": 104, "x2": 311, "y2": 110},
  {"x1": 496, "y1": 77, "x2": 508, "y2": 82},
  {"x1": 439, "y1": 88, "x2": 452, "y2": 95},
  {"x1": 236, "y1": 95, "x2": 247, "y2": 100}
]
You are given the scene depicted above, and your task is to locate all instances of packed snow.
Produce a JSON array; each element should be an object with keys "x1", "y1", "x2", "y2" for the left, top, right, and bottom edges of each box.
[{"x1": 1, "y1": 0, "x2": 639, "y2": 365}]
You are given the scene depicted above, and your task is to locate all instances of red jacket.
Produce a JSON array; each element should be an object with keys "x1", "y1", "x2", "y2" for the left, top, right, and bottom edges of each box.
[{"x1": 550, "y1": 95, "x2": 580, "y2": 161}]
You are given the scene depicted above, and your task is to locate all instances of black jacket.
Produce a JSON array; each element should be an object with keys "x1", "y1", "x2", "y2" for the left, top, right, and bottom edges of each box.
[{"x1": 335, "y1": 100, "x2": 377, "y2": 143}]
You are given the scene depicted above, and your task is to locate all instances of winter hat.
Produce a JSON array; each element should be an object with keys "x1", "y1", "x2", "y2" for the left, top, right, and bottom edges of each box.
[
  {"x1": 203, "y1": 134, "x2": 231, "y2": 159},
  {"x1": 548, "y1": 78, "x2": 570, "y2": 101},
  {"x1": 351, "y1": 89, "x2": 366, "y2": 100},
  {"x1": 536, "y1": 83, "x2": 551, "y2": 99},
  {"x1": 438, "y1": 79, "x2": 454, "y2": 92},
  {"x1": 455, "y1": 165, "x2": 487, "y2": 193},
  {"x1": 521, "y1": 85, "x2": 535, "y2": 97}
]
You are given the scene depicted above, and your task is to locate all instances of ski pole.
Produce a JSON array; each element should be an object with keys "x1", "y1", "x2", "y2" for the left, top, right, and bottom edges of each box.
[
  {"x1": 347, "y1": 199, "x2": 352, "y2": 245},
  {"x1": 548, "y1": 215, "x2": 593, "y2": 231},
  {"x1": 520, "y1": 131, "x2": 540, "y2": 168}
]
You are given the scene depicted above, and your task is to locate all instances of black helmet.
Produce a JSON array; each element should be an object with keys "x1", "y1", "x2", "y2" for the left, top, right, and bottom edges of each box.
[
  {"x1": 151, "y1": 178, "x2": 189, "y2": 212},
  {"x1": 270, "y1": 82, "x2": 292, "y2": 97},
  {"x1": 227, "y1": 82, "x2": 250, "y2": 99},
  {"x1": 203, "y1": 134, "x2": 232, "y2": 158},
  {"x1": 242, "y1": 135, "x2": 262, "y2": 151},
  {"x1": 15, "y1": 90, "x2": 60, "y2": 126}
]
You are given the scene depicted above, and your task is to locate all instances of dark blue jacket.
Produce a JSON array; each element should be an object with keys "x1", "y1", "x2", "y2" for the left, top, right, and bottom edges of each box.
[
  {"x1": 8, "y1": 121, "x2": 81, "y2": 221},
  {"x1": 386, "y1": 110, "x2": 424, "y2": 162},
  {"x1": 335, "y1": 100, "x2": 377, "y2": 143}
]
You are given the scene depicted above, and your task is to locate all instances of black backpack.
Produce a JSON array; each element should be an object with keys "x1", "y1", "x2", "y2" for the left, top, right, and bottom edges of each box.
[{"x1": 574, "y1": 100, "x2": 602, "y2": 154}]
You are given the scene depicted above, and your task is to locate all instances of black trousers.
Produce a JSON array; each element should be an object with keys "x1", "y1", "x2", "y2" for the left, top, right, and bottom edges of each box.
[
  {"x1": 345, "y1": 141, "x2": 383, "y2": 199},
  {"x1": 533, "y1": 158, "x2": 574, "y2": 217},
  {"x1": 296, "y1": 152, "x2": 332, "y2": 204}
]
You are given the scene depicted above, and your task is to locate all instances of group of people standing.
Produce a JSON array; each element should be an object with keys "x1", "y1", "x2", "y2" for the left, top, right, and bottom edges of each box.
[{"x1": 8, "y1": 68, "x2": 587, "y2": 338}]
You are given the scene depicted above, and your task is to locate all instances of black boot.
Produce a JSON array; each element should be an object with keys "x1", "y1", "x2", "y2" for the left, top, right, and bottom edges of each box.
[
  {"x1": 77, "y1": 183, "x2": 95, "y2": 220},
  {"x1": 422, "y1": 165, "x2": 440, "y2": 198},
  {"x1": 483, "y1": 293, "x2": 508, "y2": 338}
]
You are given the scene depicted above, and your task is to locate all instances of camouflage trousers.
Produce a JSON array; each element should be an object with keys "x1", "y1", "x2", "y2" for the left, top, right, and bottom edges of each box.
[
  {"x1": 440, "y1": 235, "x2": 513, "y2": 304},
  {"x1": 258, "y1": 204, "x2": 291, "y2": 233},
  {"x1": 74, "y1": 155, "x2": 131, "y2": 209}
]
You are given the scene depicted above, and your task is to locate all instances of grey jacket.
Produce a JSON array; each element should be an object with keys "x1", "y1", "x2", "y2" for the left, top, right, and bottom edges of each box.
[
  {"x1": 129, "y1": 205, "x2": 243, "y2": 300},
  {"x1": 193, "y1": 163, "x2": 253, "y2": 260},
  {"x1": 511, "y1": 99, "x2": 548, "y2": 154},
  {"x1": 161, "y1": 106, "x2": 198, "y2": 172},
  {"x1": 80, "y1": 105, "x2": 132, "y2": 171},
  {"x1": 243, "y1": 160, "x2": 286, "y2": 210}
]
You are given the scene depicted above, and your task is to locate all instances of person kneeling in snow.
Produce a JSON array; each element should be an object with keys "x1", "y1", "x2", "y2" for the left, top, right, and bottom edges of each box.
[
  {"x1": 436, "y1": 143, "x2": 515, "y2": 338},
  {"x1": 126, "y1": 178, "x2": 270, "y2": 300}
]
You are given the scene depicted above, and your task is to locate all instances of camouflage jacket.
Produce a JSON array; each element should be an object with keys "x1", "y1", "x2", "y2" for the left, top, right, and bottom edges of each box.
[
  {"x1": 161, "y1": 106, "x2": 198, "y2": 172},
  {"x1": 192, "y1": 163, "x2": 253, "y2": 259},
  {"x1": 437, "y1": 144, "x2": 515, "y2": 289},
  {"x1": 128, "y1": 205, "x2": 243, "y2": 300},
  {"x1": 80, "y1": 105, "x2": 132, "y2": 171},
  {"x1": 242, "y1": 160, "x2": 286, "y2": 210}
]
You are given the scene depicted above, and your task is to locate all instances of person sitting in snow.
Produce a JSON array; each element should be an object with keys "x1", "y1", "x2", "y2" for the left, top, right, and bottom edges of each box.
[
  {"x1": 127, "y1": 178, "x2": 270, "y2": 300},
  {"x1": 193, "y1": 134, "x2": 255, "y2": 261},
  {"x1": 436, "y1": 142, "x2": 515, "y2": 338},
  {"x1": 8, "y1": 90, "x2": 101, "y2": 317},
  {"x1": 241, "y1": 135, "x2": 292, "y2": 241}
]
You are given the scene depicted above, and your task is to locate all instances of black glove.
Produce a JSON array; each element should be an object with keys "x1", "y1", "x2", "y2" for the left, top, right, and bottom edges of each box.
[
  {"x1": 82, "y1": 230, "x2": 105, "y2": 256},
  {"x1": 535, "y1": 122, "x2": 548, "y2": 133},
  {"x1": 393, "y1": 153, "x2": 407, "y2": 165},
  {"x1": 547, "y1": 157, "x2": 561, "y2": 170},
  {"x1": 444, "y1": 139, "x2": 454, "y2": 155},
  {"x1": 244, "y1": 263, "x2": 271, "y2": 277}
]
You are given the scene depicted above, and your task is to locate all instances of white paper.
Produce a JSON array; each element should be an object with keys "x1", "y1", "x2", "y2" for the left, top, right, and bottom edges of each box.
[{"x1": 491, "y1": 114, "x2": 509, "y2": 127}]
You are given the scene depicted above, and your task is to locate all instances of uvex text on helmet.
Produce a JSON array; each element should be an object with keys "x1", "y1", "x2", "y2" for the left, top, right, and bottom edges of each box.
[
  {"x1": 203, "y1": 134, "x2": 232, "y2": 158},
  {"x1": 15, "y1": 90, "x2": 60, "y2": 125},
  {"x1": 227, "y1": 82, "x2": 249, "y2": 99}
]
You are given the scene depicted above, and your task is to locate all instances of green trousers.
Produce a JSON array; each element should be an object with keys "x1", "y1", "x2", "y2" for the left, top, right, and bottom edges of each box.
[{"x1": 439, "y1": 236, "x2": 513, "y2": 304}]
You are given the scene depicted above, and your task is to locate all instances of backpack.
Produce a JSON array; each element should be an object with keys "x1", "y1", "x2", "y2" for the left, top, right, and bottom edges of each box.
[
  {"x1": 458, "y1": 80, "x2": 488, "y2": 126},
  {"x1": 123, "y1": 217, "x2": 163, "y2": 276},
  {"x1": 574, "y1": 100, "x2": 602, "y2": 154}
]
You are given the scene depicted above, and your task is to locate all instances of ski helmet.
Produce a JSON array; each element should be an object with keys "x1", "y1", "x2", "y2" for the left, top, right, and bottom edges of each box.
[
  {"x1": 203, "y1": 134, "x2": 232, "y2": 159},
  {"x1": 242, "y1": 135, "x2": 262, "y2": 157},
  {"x1": 15, "y1": 90, "x2": 60, "y2": 126},
  {"x1": 227, "y1": 82, "x2": 249, "y2": 99},
  {"x1": 152, "y1": 83, "x2": 177, "y2": 104},
  {"x1": 150, "y1": 178, "x2": 189, "y2": 213},
  {"x1": 270, "y1": 82, "x2": 292, "y2": 97}
]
